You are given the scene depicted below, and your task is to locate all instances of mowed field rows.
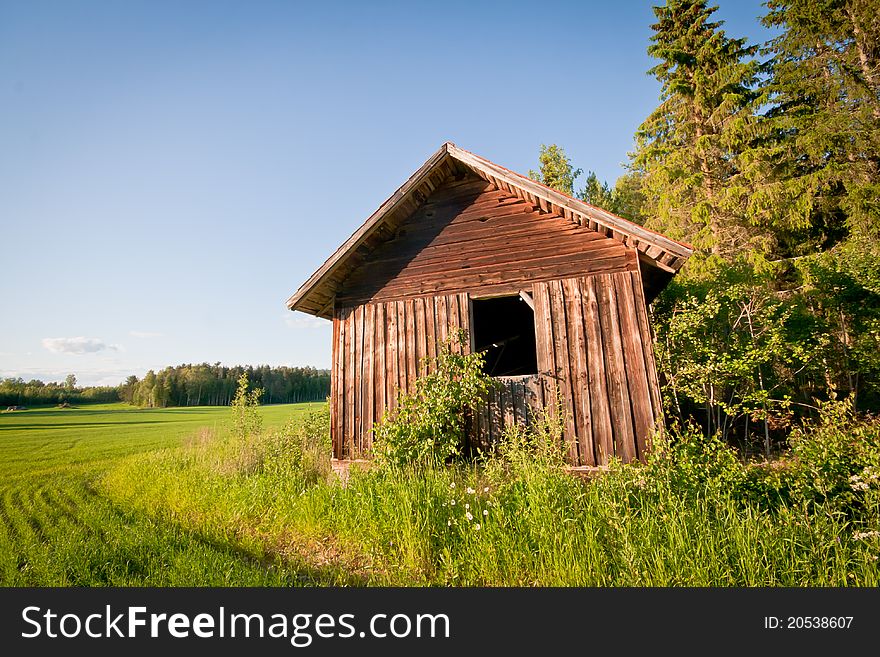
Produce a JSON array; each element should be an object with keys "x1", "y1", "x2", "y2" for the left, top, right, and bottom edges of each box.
[{"x1": 0, "y1": 403, "x2": 318, "y2": 585}]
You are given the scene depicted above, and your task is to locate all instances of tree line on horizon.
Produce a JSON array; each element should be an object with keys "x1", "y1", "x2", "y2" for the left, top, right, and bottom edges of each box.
[
  {"x1": 0, "y1": 364, "x2": 330, "y2": 408},
  {"x1": 529, "y1": 0, "x2": 879, "y2": 453}
]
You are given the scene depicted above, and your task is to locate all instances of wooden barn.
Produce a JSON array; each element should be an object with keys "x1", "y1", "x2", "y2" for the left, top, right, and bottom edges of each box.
[{"x1": 287, "y1": 143, "x2": 692, "y2": 466}]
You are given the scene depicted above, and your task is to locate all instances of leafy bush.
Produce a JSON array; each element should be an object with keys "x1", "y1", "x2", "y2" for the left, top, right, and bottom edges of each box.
[
  {"x1": 643, "y1": 422, "x2": 747, "y2": 500},
  {"x1": 786, "y1": 399, "x2": 880, "y2": 519},
  {"x1": 372, "y1": 331, "x2": 496, "y2": 468}
]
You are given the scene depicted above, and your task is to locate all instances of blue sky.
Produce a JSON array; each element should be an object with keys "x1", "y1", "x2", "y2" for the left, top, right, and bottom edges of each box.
[{"x1": 1, "y1": 0, "x2": 771, "y2": 386}]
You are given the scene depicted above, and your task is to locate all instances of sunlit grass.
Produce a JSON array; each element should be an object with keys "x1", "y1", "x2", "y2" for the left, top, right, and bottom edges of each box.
[
  {"x1": 0, "y1": 402, "x2": 323, "y2": 585},
  {"x1": 3, "y1": 401, "x2": 879, "y2": 586},
  {"x1": 100, "y1": 408, "x2": 880, "y2": 586}
]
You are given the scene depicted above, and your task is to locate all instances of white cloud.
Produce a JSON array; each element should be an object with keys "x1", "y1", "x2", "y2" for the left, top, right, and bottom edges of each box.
[
  {"x1": 283, "y1": 312, "x2": 329, "y2": 330},
  {"x1": 41, "y1": 337, "x2": 120, "y2": 355},
  {"x1": 129, "y1": 330, "x2": 164, "y2": 339}
]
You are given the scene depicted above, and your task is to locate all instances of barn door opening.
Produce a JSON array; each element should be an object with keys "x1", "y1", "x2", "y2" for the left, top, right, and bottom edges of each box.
[{"x1": 470, "y1": 293, "x2": 538, "y2": 377}]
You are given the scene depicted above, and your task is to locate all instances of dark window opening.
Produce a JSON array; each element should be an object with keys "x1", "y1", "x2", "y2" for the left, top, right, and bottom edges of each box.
[{"x1": 471, "y1": 294, "x2": 538, "y2": 377}]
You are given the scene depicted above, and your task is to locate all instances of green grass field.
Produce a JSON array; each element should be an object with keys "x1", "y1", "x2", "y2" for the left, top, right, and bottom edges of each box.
[
  {"x1": 0, "y1": 402, "x2": 321, "y2": 585},
  {"x1": 2, "y1": 401, "x2": 878, "y2": 586}
]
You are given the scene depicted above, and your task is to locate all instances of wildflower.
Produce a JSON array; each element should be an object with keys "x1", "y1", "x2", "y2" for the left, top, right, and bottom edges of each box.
[
  {"x1": 450, "y1": 499, "x2": 455, "y2": 506},
  {"x1": 447, "y1": 520, "x2": 451, "y2": 526},
  {"x1": 850, "y1": 479, "x2": 869, "y2": 492},
  {"x1": 466, "y1": 487, "x2": 475, "y2": 495},
  {"x1": 465, "y1": 512, "x2": 473, "y2": 521},
  {"x1": 474, "y1": 524, "x2": 481, "y2": 531},
  {"x1": 483, "y1": 509, "x2": 488, "y2": 516},
  {"x1": 852, "y1": 530, "x2": 880, "y2": 541},
  {"x1": 483, "y1": 487, "x2": 489, "y2": 493},
  {"x1": 449, "y1": 482, "x2": 455, "y2": 489},
  {"x1": 465, "y1": 503, "x2": 470, "y2": 510}
]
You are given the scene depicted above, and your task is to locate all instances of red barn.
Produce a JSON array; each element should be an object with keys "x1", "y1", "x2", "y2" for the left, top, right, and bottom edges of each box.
[{"x1": 287, "y1": 143, "x2": 692, "y2": 465}]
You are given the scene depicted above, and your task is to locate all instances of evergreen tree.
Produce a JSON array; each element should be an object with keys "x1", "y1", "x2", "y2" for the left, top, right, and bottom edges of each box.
[
  {"x1": 578, "y1": 171, "x2": 615, "y2": 209},
  {"x1": 632, "y1": 0, "x2": 759, "y2": 257},
  {"x1": 741, "y1": 0, "x2": 880, "y2": 255},
  {"x1": 528, "y1": 144, "x2": 582, "y2": 195}
]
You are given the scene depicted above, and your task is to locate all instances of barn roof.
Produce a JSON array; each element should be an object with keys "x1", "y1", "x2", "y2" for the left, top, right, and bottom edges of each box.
[{"x1": 287, "y1": 142, "x2": 693, "y2": 318}]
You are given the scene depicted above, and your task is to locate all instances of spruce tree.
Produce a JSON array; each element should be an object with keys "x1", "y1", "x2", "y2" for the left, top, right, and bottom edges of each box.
[
  {"x1": 743, "y1": 0, "x2": 880, "y2": 255},
  {"x1": 528, "y1": 144, "x2": 582, "y2": 195},
  {"x1": 632, "y1": 0, "x2": 759, "y2": 257}
]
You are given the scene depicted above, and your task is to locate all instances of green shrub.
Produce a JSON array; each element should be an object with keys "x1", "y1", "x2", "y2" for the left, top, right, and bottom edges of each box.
[
  {"x1": 372, "y1": 331, "x2": 496, "y2": 468},
  {"x1": 644, "y1": 422, "x2": 747, "y2": 500},
  {"x1": 786, "y1": 399, "x2": 880, "y2": 519}
]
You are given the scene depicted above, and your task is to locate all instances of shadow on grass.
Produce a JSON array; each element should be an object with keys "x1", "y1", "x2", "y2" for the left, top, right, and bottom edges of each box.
[{"x1": 88, "y1": 483, "x2": 369, "y2": 587}]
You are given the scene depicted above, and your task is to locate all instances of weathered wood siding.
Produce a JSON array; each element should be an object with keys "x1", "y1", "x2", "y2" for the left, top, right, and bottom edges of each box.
[
  {"x1": 331, "y1": 292, "x2": 470, "y2": 459},
  {"x1": 337, "y1": 174, "x2": 635, "y2": 305},
  {"x1": 468, "y1": 375, "x2": 542, "y2": 454},
  {"x1": 330, "y1": 269, "x2": 662, "y2": 466},
  {"x1": 532, "y1": 270, "x2": 662, "y2": 465}
]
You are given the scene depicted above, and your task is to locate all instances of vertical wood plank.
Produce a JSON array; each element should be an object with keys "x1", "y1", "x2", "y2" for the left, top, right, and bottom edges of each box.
[
  {"x1": 387, "y1": 300, "x2": 399, "y2": 412},
  {"x1": 375, "y1": 302, "x2": 387, "y2": 431},
  {"x1": 457, "y1": 293, "x2": 470, "y2": 352},
  {"x1": 414, "y1": 297, "x2": 427, "y2": 377},
  {"x1": 353, "y1": 305, "x2": 364, "y2": 455},
  {"x1": 533, "y1": 281, "x2": 557, "y2": 424},
  {"x1": 396, "y1": 300, "x2": 408, "y2": 395},
  {"x1": 548, "y1": 280, "x2": 579, "y2": 464},
  {"x1": 446, "y1": 294, "x2": 461, "y2": 352},
  {"x1": 581, "y1": 277, "x2": 614, "y2": 465},
  {"x1": 363, "y1": 303, "x2": 375, "y2": 453},
  {"x1": 437, "y1": 294, "x2": 449, "y2": 347},
  {"x1": 502, "y1": 382, "x2": 515, "y2": 430},
  {"x1": 345, "y1": 306, "x2": 356, "y2": 460},
  {"x1": 405, "y1": 299, "x2": 417, "y2": 392},
  {"x1": 630, "y1": 269, "x2": 663, "y2": 443},
  {"x1": 615, "y1": 273, "x2": 654, "y2": 461},
  {"x1": 425, "y1": 295, "x2": 438, "y2": 370},
  {"x1": 596, "y1": 274, "x2": 636, "y2": 462},
  {"x1": 563, "y1": 277, "x2": 595, "y2": 466},
  {"x1": 331, "y1": 309, "x2": 343, "y2": 460}
]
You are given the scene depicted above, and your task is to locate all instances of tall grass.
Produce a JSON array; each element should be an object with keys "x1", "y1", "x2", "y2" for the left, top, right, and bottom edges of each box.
[{"x1": 101, "y1": 401, "x2": 880, "y2": 586}]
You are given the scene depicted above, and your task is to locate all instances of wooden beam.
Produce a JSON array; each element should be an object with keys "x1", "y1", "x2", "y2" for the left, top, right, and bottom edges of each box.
[
  {"x1": 639, "y1": 250, "x2": 675, "y2": 274},
  {"x1": 519, "y1": 290, "x2": 535, "y2": 311}
]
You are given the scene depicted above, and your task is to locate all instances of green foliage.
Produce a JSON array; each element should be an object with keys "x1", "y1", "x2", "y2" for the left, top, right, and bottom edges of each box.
[
  {"x1": 0, "y1": 376, "x2": 120, "y2": 407},
  {"x1": 632, "y1": 0, "x2": 760, "y2": 256},
  {"x1": 230, "y1": 372, "x2": 263, "y2": 441},
  {"x1": 373, "y1": 331, "x2": 496, "y2": 467},
  {"x1": 126, "y1": 363, "x2": 330, "y2": 408},
  {"x1": 264, "y1": 407, "x2": 332, "y2": 486},
  {"x1": 528, "y1": 144, "x2": 582, "y2": 195},
  {"x1": 645, "y1": 423, "x2": 747, "y2": 498},
  {"x1": 743, "y1": 0, "x2": 880, "y2": 253},
  {"x1": 786, "y1": 399, "x2": 880, "y2": 517},
  {"x1": 654, "y1": 260, "x2": 827, "y2": 448},
  {"x1": 794, "y1": 242, "x2": 880, "y2": 404},
  {"x1": 483, "y1": 393, "x2": 567, "y2": 486}
]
